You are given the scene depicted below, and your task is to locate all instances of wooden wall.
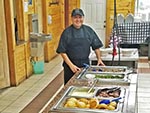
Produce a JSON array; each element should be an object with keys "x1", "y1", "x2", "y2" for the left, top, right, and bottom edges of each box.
[
  {"x1": 4, "y1": 0, "x2": 37, "y2": 85},
  {"x1": 3, "y1": 0, "x2": 65, "y2": 85},
  {"x1": 67, "y1": 0, "x2": 80, "y2": 26},
  {"x1": 42, "y1": 0, "x2": 65, "y2": 62},
  {"x1": 0, "y1": 0, "x2": 10, "y2": 88},
  {"x1": 106, "y1": 0, "x2": 135, "y2": 47}
]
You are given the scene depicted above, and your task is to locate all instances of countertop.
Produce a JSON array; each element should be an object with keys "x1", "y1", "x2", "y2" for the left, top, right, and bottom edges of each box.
[{"x1": 89, "y1": 48, "x2": 139, "y2": 61}]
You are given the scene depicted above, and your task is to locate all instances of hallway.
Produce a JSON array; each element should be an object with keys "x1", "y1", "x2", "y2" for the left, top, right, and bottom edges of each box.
[{"x1": 0, "y1": 55, "x2": 150, "y2": 113}]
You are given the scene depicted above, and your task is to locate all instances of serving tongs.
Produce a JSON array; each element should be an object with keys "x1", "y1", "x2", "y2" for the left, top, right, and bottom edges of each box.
[
  {"x1": 106, "y1": 87, "x2": 121, "y2": 93},
  {"x1": 87, "y1": 79, "x2": 98, "y2": 93}
]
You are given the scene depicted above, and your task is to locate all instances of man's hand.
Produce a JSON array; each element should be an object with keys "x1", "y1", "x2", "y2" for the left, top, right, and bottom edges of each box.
[
  {"x1": 94, "y1": 48, "x2": 105, "y2": 66},
  {"x1": 69, "y1": 64, "x2": 81, "y2": 73},
  {"x1": 97, "y1": 59, "x2": 105, "y2": 66},
  {"x1": 60, "y1": 53, "x2": 81, "y2": 73}
]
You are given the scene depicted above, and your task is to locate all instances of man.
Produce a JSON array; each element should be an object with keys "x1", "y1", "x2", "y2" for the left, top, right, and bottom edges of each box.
[{"x1": 56, "y1": 8, "x2": 105, "y2": 84}]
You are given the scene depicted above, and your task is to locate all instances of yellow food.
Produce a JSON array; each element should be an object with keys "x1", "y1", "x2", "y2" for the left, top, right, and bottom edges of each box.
[
  {"x1": 96, "y1": 104, "x2": 101, "y2": 109},
  {"x1": 89, "y1": 99, "x2": 98, "y2": 109},
  {"x1": 64, "y1": 97, "x2": 113, "y2": 110},
  {"x1": 64, "y1": 104, "x2": 68, "y2": 108},
  {"x1": 110, "y1": 101, "x2": 117, "y2": 107},
  {"x1": 79, "y1": 98, "x2": 89, "y2": 104},
  {"x1": 98, "y1": 103, "x2": 108, "y2": 109},
  {"x1": 66, "y1": 100, "x2": 77, "y2": 108},
  {"x1": 107, "y1": 105, "x2": 115, "y2": 110},
  {"x1": 90, "y1": 98, "x2": 97, "y2": 101},
  {"x1": 76, "y1": 101, "x2": 86, "y2": 108},
  {"x1": 86, "y1": 104, "x2": 90, "y2": 108},
  {"x1": 67, "y1": 97, "x2": 77, "y2": 103}
]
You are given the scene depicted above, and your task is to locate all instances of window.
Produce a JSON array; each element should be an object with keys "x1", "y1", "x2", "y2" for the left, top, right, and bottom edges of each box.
[{"x1": 135, "y1": 0, "x2": 150, "y2": 21}]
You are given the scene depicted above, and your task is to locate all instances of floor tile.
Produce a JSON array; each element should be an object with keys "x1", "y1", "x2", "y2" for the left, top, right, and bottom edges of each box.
[
  {"x1": 0, "y1": 55, "x2": 63, "y2": 113},
  {"x1": 1, "y1": 105, "x2": 23, "y2": 113},
  {"x1": 138, "y1": 63, "x2": 149, "y2": 68}
]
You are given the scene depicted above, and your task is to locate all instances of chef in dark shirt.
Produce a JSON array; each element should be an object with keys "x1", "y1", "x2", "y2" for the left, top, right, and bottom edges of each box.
[{"x1": 56, "y1": 8, "x2": 105, "y2": 84}]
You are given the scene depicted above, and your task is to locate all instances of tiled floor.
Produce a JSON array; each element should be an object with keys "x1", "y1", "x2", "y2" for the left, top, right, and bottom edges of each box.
[
  {"x1": 0, "y1": 55, "x2": 149, "y2": 113},
  {"x1": 137, "y1": 57, "x2": 150, "y2": 113},
  {"x1": 0, "y1": 55, "x2": 63, "y2": 113}
]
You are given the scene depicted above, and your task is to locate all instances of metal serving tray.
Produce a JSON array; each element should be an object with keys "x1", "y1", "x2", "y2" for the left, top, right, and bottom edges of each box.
[
  {"x1": 51, "y1": 86, "x2": 125, "y2": 113},
  {"x1": 77, "y1": 72, "x2": 129, "y2": 82},
  {"x1": 53, "y1": 97, "x2": 122, "y2": 113},
  {"x1": 95, "y1": 86, "x2": 126, "y2": 99},
  {"x1": 86, "y1": 66, "x2": 128, "y2": 74},
  {"x1": 68, "y1": 86, "x2": 96, "y2": 98}
]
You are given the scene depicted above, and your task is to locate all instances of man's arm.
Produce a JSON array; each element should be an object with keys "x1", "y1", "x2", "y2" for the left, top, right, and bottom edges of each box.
[
  {"x1": 60, "y1": 53, "x2": 81, "y2": 73},
  {"x1": 94, "y1": 48, "x2": 105, "y2": 66}
]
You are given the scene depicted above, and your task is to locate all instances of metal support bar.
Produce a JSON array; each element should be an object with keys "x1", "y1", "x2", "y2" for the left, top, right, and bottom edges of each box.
[{"x1": 148, "y1": 43, "x2": 150, "y2": 60}]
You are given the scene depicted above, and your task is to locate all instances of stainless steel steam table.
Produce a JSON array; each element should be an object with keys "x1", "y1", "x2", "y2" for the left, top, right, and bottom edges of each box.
[{"x1": 89, "y1": 48, "x2": 139, "y2": 68}]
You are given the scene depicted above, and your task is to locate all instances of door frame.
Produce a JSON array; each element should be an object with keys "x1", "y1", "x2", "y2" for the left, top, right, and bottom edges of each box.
[
  {"x1": 4, "y1": 0, "x2": 17, "y2": 85},
  {"x1": 64, "y1": 0, "x2": 69, "y2": 28},
  {"x1": 64, "y1": 0, "x2": 80, "y2": 28},
  {"x1": 0, "y1": 0, "x2": 10, "y2": 88}
]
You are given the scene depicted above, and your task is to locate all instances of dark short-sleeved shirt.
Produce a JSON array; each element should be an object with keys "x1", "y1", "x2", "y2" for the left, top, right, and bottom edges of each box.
[{"x1": 56, "y1": 24, "x2": 103, "y2": 61}]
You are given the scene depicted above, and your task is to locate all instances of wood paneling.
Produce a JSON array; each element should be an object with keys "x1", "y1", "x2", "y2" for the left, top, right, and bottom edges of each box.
[
  {"x1": 4, "y1": 0, "x2": 17, "y2": 85},
  {"x1": 67, "y1": 0, "x2": 80, "y2": 26},
  {"x1": 16, "y1": 0, "x2": 25, "y2": 41},
  {"x1": 14, "y1": 45, "x2": 26, "y2": 85},
  {"x1": 0, "y1": 0, "x2": 10, "y2": 89},
  {"x1": 43, "y1": 0, "x2": 65, "y2": 62},
  {"x1": 4, "y1": 0, "x2": 34, "y2": 86},
  {"x1": 42, "y1": 0, "x2": 79, "y2": 62},
  {"x1": 25, "y1": 42, "x2": 33, "y2": 77}
]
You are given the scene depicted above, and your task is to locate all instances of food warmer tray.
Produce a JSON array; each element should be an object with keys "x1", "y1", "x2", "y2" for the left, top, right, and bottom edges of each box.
[
  {"x1": 85, "y1": 66, "x2": 129, "y2": 74},
  {"x1": 51, "y1": 86, "x2": 126, "y2": 113},
  {"x1": 77, "y1": 71, "x2": 130, "y2": 83}
]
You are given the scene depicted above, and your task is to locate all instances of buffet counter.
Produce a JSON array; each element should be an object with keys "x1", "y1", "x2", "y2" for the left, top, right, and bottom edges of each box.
[
  {"x1": 48, "y1": 65, "x2": 138, "y2": 113},
  {"x1": 89, "y1": 48, "x2": 139, "y2": 68}
]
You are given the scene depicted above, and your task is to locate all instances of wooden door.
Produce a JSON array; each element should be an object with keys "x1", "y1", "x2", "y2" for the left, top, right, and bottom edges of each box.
[
  {"x1": 0, "y1": 0, "x2": 10, "y2": 89},
  {"x1": 80, "y1": 0, "x2": 106, "y2": 46}
]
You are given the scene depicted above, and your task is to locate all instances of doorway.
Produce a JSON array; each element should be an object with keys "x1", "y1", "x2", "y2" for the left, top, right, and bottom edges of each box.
[{"x1": 80, "y1": 0, "x2": 106, "y2": 47}]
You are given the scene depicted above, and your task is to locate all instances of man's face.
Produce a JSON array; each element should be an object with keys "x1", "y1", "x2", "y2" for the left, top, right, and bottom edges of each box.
[{"x1": 72, "y1": 15, "x2": 84, "y2": 29}]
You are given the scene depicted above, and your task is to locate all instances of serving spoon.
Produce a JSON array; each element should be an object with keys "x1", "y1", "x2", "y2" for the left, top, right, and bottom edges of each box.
[
  {"x1": 99, "y1": 96, "x2": 124, "y2": 104},
  {"x1": 106, "y1": 87, "x2": 121, "y2": 93}
]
